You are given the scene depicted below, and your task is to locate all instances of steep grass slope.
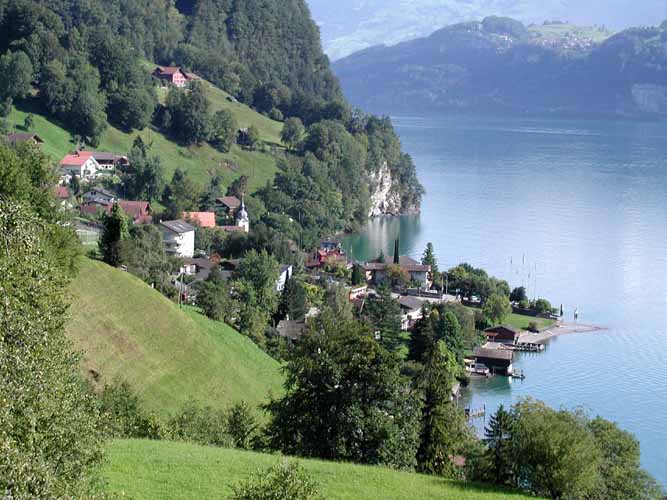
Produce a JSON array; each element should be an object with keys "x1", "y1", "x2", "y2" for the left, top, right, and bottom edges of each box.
[
  {"x1": 65, "y1": 259, "x2": 283, "y2": 415},
  {"x1": 7, "y1": 76, "x2": 284, "y2": 192},
  {"x1": 103, "y1": 439, "x2": 536, "y2": 500}
]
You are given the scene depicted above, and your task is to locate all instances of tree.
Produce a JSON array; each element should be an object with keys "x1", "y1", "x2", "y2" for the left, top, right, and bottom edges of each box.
[
  {"x1": 483, "y1": 405, "x2": 515, "y2": 486},
  {"x1": 211, "y1": 109, "x2": 237, "y2": 152},
  {"x1": 512, "y1": 399, "x2": 601, "y2": 499},
  {"x1": 408, "y1": 311, "x2": 435, "y2": 363},
  {"x1": 245, "y1": 125, "x2": 260, "y2": 150},
  {"x1": 226, "y1": 401, "x2": 258, "y2": 450},
  {"x1": 120, "y1": 224, "x2": 175, "y2": 296},
  {"x1": 588, "y1": 417, "x2": 663, "y2": 500},
  {"x1": 162, "y1": 169, "x2": 203, "y2": 219},
  {"x1": 281, "y1": 117, "x2": 305, "y2": 151},
  {"x1": 266, "y1": 313, "x2": 421, "y2": 469},
  {"x1": 0, "y1": 200, "x2": 103, "y2": 497},
  {"x1": 416, "y1": 339, "x2": 467, "y2": 477},
  {"x1": 164, "y1": 81, "x2": 212, "y2": 145},
  {"x1": 277, "y1": 276, "x2": 307, "y2": 321},
  {"x1": 99, "y1": 203, "x2": 129, "y2": 266},
  {"x1": 422, "y1": 242, "x2": 439, "y2": 274},
  {"x1": 197, "y1": 274, "x2": 232, "y2": 322},
  {"x1": 0, "y1": 50, "x2": 33, "y2": 101},
  {"x1": 350, "y1": 264, "x2": 365, "y2": 285},
  {"x1": 510, "y1": 286, "x2": 527, "y2": 303},
  {"x1": 393, "y1": 238, "x2": 400, "y2": 264},
  {"x1": 433, "y1": 310, "x2": 464, "y2": 363},
  {"x1": 533, "y1": 298, "x2": 553, "y2": 316},
  {"x1": 235, "y1": 250, "x2": 280, "y2": 316},
  {"x1": 483, "y1": 293, "x2": 512, "y2": 325},
  {"x1": 123, "y1": 138, "x2": 165, "y2": 202},
  {"x1": 228, "y1": 461, "x2": 320, "y2": 500},
  {"x1": 366, "y1": 284, "x2": 402, "y2": 352},
  {"x1": 23, "y1": 113, "x2": 34, "y2": 131}
]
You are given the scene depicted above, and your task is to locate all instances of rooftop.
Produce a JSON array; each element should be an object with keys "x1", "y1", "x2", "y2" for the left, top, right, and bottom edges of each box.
[
  {"x1": 5, "y1": 132, "x2": 44, "y2": 144},
  {"x1": 277, "y1": 320, "x2": 308, "y2": 341},
  {"x1": 60, "y1": 151, "x2": 95, "y2": 166},
  {"x1": 473, "y1": 347, "x2": 514, "y2": 361},
  {"x1": 216, "y1": 196, "x2": 241, "y2": 209},
  {"x1": 485, "y1": 325, "x2": 521, "y2": 334},
  {"x1": 183, "y1": 211, "x2": 216, "y2": 228},
  {"x1": 160, "y1": 219, "x2": 196, "y2": 234}
]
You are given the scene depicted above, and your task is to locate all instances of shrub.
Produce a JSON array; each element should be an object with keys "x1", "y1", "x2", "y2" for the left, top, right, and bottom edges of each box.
[
  {"x1": 228, "y1": 461, "x2": 320, "y2": 500},
  {"x1": 99, "y1": 380, "x2": 164, "y2": 439},
  {"x1": 168, "y1": 401, "x2": 233, "y2": 447},
  {"x1": 528, "y1": 321, "x2": 540, "y2": 333},
  {"x1": 226, "y1": 401, "x2": 258, "y2": 450}
]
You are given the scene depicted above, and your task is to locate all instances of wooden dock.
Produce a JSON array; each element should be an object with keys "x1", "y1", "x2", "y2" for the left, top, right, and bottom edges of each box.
[
  {"x1": 512, "y1": 342, "x2": 545, "y2": 352},
  {"x1": 465, "y1": 405, "x2": 486, "y2": 419}
]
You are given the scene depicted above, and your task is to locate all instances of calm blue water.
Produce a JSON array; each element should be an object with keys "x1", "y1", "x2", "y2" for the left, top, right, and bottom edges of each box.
[{"x1": 344, "y1": 115, "x2": 667, "y2": 483}]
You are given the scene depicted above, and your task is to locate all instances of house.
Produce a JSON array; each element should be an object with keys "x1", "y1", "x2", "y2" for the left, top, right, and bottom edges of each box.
[
  {"x1": 5, "y1": 133, "x2": 44, "y2": 146},
  {"x1": 80, "y1": 199, "x2": 112, "y2": 218},
  {"x1": 485, "y1": 325, "x2": 521, "y2": 345},
  {"x1": 182, "y1": 211, "x2": 216, "y2": 228},
  {"x1": 320, "y1": 238, "x2": 341, "y2": 252},
  {"x1": 276, "y1": 320, "x2": 308, "y2": 341},
  {"x1": 276, "y1": 264, "x2": 293, "y2": 292},
  {"x1": 160, "y1": 220, "x2": 196, "y2": 258},
  {"x1": 152, "y1": 66, "x2": 191, "y2": 87},
  {"x1": 215, "y1": 196, "x2": 241, "y2": 216},
  {"x1": 90, "y1": 152, "x2": 129, "y2": 172},
  {"x1": 347, "y1": 285, "x2": 368, "y2": 301},
  {"x1": 119, "y1": 201, "x2": 152, "y2": 225},
  {"x1": 472, "y1": 346, "x2": 515, "y2": 376},
  {"x1": 55, "y1": 185, "x2": 73, "y2": 209},
  {"x1": 398, "y1": 295, "x2": 427, "y2": 330},
  {"x1": 362, "y1": 255, "x2": 432, "y2": 287},
  {"x1": 181, "y1": 257, "x2": 215, "y2": 282},
  {"x1": 82, "y1": 187, "x2": 116, "y2": 204},
  {"x1": 60, "y1": 151, "x2": 100, "y2": 181}
]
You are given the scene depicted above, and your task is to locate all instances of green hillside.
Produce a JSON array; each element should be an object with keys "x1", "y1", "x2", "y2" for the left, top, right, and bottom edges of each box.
[
  {"x1": 7, "y1": 76, "x2": 284, "y2": 192},
  {"x1": 103, "y1": 439, "x2": 535, "y2": 500},
  {"x1": 65, "y1": 258, "x2": 283, "y2": 415}
]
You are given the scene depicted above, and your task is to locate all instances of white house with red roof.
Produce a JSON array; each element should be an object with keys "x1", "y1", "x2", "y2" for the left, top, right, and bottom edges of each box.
[{"x1": 60, "y1": 151, "x2": 100, "y2": 181}]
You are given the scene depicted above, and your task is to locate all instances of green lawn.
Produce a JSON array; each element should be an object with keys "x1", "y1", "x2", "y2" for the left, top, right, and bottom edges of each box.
[
  {"x1": 102, "y1": 439, "x2": 537, "y2": 500},
  {"x1": 7, "y1": 75, "x2": 284, "y2": 192},
  {"x1": 504, "y1": 313, "x2": 555, "y2": 331},
  {"x1": 65, "y1": 258, "x2": 283, "y2": 415}
]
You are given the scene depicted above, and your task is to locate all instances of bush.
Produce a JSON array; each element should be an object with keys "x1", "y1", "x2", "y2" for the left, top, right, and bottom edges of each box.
[
  {"x1": 226, "y1": 401, "x2": 258, "y2": 450},
  {"x1": 168, "y1": 401, "x2": 233, "y2": 447},
  {"x1": 99, "y1": 380, "x2": 164, "y2": 439},
  {"x1": 528, "y1": 321, "x2": 540, "y2": 333},
  {"x1": 228, "y1": 461, "x2": 320, "y2": 500}
]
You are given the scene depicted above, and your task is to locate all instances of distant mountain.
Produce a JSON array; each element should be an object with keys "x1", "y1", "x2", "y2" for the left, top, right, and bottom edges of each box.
[
  {"x1": 333, "y1": 18, "x2": 667, "y2": 118},
  {"x1": 308, "y1": 0, "x2": 666, "y2": 60}
]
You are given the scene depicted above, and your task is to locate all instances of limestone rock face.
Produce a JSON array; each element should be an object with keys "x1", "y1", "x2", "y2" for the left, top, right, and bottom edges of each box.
[{"x1": 368, "y1": 162, "x2": 404, "y2": 217}]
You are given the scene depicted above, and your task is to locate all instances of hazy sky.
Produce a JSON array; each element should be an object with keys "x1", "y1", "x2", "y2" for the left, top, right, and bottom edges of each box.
[{"x1": 308, "y1": 0, "x2": 666, "y2": 59}]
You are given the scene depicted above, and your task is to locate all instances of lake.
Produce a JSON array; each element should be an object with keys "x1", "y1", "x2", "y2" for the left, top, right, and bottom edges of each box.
[{"x1": 343, "y1": 114, "x2": 667, "y2": 483}]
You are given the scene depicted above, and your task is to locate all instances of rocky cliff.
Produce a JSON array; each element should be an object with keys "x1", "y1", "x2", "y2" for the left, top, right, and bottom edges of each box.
[{"x1": 368, "y1": 162, "x2": 409, "y2": 217}]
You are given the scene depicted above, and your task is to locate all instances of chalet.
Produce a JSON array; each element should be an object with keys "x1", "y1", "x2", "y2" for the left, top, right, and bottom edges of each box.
[
  {"x1": 5, "y1": 133, "x2": 44, "y2": 146},
  {"x1": 82, "y1": 187, "x2": 116, "y2": 204},
  {"x1": 160, "y1": 220, "x2": 196, "y2": 258},
  {"x1": 485, "y1": 325, "x2": 521, "y2": 345},
  {"x1": 152, "y1": 66, "x2": 191, "y2": 87},
  {"x1": 473, "y1": 346, "x2": 515, "y2": 376},
  {"x1": 60, "y1": 151, "x2": 100, "y2": 181},
  {"x1": 182, "y1": 211, "x2": 216, "y2": 228},
  {"x1": 362, "y1": 255, "x2": 432, "y2": 287},
  {"x1": 215, "y1": 196, "x2": 241, "y2": 216},
  {"x1": 90, "y1": 152, "x2": 129, "y2": 172},
  {"x1": 276, "y1": 320, "x2": 308, "y2": 341},
  {"x1": 181, "y1": 257, "x2": 215, "y2": 282},
  {"x1": 80, "y1": 199, "x2": 111, "y2": 218}
]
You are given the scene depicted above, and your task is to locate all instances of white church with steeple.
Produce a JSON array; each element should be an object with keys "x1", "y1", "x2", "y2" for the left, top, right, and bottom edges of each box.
[{"x1": 236, "y1": 197, "x2": 250, "y2": 233}]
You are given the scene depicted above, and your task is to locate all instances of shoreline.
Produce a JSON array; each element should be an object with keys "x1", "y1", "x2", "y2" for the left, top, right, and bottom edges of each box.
[{"x1": 518, "y1": 322, "x2": 606, "y2": 345}]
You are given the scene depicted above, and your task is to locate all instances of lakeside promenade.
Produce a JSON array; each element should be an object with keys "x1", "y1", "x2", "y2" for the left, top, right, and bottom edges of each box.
[{"x1": 518, "y1": 322, "x2": 605, "y2": 345}]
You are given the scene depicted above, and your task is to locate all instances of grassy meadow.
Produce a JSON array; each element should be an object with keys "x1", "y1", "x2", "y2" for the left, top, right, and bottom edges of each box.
[
  {"x1": 7, "y1": 74, "x2": 284, "y2": 192},
  {"x1": 65, "y1": 258, "x2": 283, "y2": 415},
  {"x1": 102, "y1": 439, "x2": 537, "y2": 500}
]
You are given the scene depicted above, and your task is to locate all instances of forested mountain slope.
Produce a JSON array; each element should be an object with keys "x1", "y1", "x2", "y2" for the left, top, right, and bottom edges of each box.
[{"x1": 334, "y1": 17, "x2": 667, "y2": 118}]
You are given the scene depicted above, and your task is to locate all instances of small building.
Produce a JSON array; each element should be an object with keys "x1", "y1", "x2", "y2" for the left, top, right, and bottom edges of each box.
[
  {"x1": 160, "y1": 220, "x2": 196, "y2": 258},
  {"x1": 90, "y1": 152, "x2": 129, "y2": 172},
  {"x1": 347, "y1": 285, "x2": 368, "y2": 301},
  {"x1": 181, "y1": 257, "x2": 215, "y2": 282},
  {"x1": 485, "y1": 325, "x2": 521, "y2": 345},
  {"x1": 60, "y1": 151, "x2": 100, "y2": 181},
  {"x1": 82, "y1": 187, "x2": 116, "y2": 204},
  {"x1": 362, "y1": 255, "x2": 432, "y2": 288},
  {"x1": 276, "y1": 320, "x2": 308, "y2": 341},
  {"x1": 276, "y1": 264, "x2": 293, "y2": 292},
  {"x1": 119, "y1": 201, "x2": 152, "y2": 225},
  {"x1": 5, "y1": 132, "x2": 44, "y2": 146},
  {"x1": 152, "y1": 66, "x2": 191, "y2": 87},
  {"x1": 320, "y1": 238, "x2": 341, "y2": 252},
  {"x1": 472, "y1": 347, "x2": 515, "y2": 376},
  {"x1": 182, "y1": 211, "x2": 216, "y2": 228},
  {"x1": 215, "y1": 196, "x2": 241, "y2": 216}
]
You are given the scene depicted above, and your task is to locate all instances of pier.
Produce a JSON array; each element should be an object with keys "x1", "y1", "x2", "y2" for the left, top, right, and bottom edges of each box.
[{"x1": 465, "y1": 405, "x2": 486, "y2": 419}]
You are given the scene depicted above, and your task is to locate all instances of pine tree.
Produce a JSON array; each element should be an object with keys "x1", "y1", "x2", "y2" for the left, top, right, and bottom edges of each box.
[
  {"x1": 99, "y1": 203, "x2": 129, "y2": 266},
  {"x1": 366, "y1": 284, "x2": 402, "y2": 352},
  {"x1": 416, "y1": 339, "x2": 459, "y2": 476},
  {"x1": 422, "y1": 242, "x2": 439, "y2": 274},
  {"x1": 484, "y1": 405, "x2": 515, "y2": 486},
  {"x1": 408, "y1": 311, "x2": 435, "y2": 363},
  {"x1": 351, "y1": 263, "x2": 365, "y2": 285},
  {"x1": 393, "y1": 238, "x2": 400, "y2": 264}
]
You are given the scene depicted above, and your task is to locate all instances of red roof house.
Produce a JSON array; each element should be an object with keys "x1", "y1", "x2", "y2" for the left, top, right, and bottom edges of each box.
[
  {"x1": 183, "y1": 211, "x2": 216, "y2": 228},
  {"x1": 120, "y1": 201, "x2": 152, "y2": 225},
  {"x1": 152, "y1": 66, "x2": 190, "y2": 87}
]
